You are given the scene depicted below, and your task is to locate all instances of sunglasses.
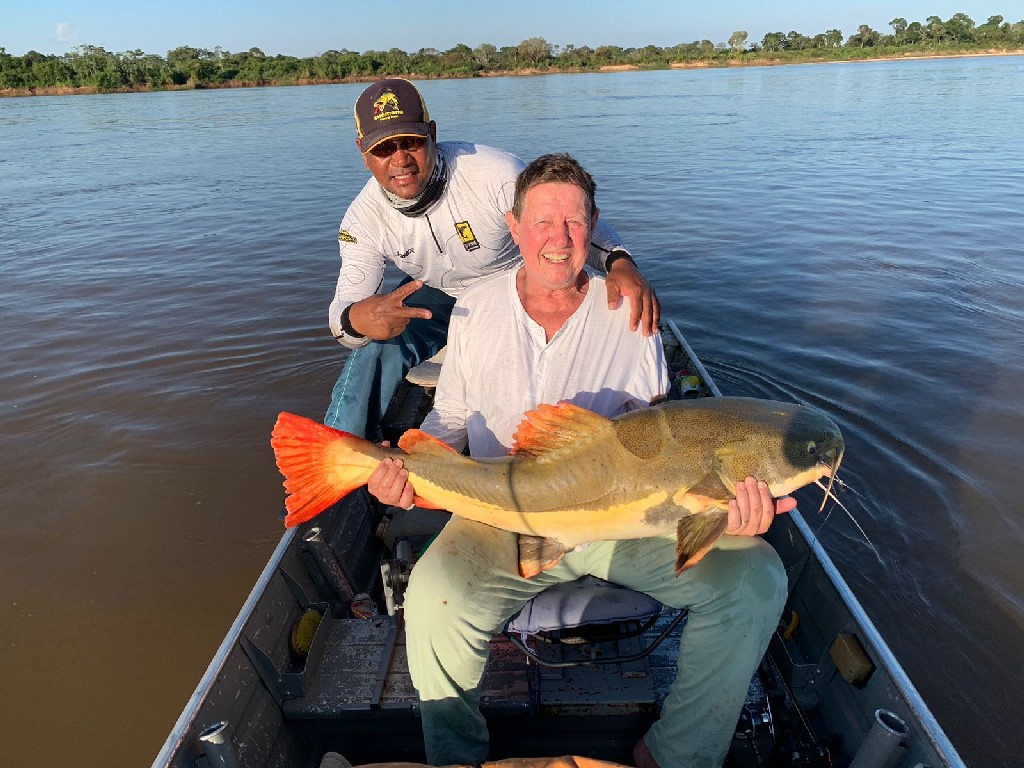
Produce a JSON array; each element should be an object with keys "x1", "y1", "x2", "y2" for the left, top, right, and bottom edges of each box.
[{"x1": 367, "y1": 135, "x2": 428, "y2": 158}]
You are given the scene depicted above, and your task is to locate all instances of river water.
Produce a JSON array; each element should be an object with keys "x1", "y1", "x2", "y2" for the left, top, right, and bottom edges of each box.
[{"x1": 1, "y1": 57, "x2": 1022, "y2": 767}]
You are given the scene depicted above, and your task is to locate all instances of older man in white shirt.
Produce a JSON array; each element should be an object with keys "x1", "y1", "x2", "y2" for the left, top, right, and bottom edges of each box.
[{"x1": 368, "y1": 154, "x2": 791, "y2": 768}]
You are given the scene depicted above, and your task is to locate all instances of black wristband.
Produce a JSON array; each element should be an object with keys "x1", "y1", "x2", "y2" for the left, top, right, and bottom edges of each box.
[
  {"x1": 605, "y1": 249, "x2": 637, "y2": 271},
  {"x1": 340, "y1": 304, "x2": 365, "y2": 339}
]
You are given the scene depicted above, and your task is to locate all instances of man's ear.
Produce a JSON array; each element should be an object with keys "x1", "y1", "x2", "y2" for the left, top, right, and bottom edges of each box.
[{"x1": 505, "y1": 210, "x2": 520, "y2": 244}]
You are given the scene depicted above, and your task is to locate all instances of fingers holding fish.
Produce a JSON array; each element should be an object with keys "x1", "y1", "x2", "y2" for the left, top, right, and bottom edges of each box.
[
  {"x1": 728, "y1": 477, "x2": 779, "y2": 536},
  {"x1": 368, "y1": 456, "x2": 415, "y2": 509},
  {"x1": 775, "y1": 495, "x2": 798, "y2": 515}
]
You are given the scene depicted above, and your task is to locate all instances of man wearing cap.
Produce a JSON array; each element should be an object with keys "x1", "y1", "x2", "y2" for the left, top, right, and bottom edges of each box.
[{"x1": 325, "y1": 78, "x2": 658, "y2": 439}]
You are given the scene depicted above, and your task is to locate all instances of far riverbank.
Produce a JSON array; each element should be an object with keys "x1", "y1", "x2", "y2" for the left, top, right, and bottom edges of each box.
[{"x1": 3, "y1": 48, "x2": 1022, "y2": 99}]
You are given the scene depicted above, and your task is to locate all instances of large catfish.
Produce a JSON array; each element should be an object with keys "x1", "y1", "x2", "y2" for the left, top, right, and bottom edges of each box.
[{"x1": 271, "y1": 397, "x2": 844, "y2": 577}]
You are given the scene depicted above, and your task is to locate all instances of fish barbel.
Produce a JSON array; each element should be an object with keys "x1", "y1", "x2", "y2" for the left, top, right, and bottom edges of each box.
[{"x1": 271, "y1": 397, "x2": 844, "y2": 577}]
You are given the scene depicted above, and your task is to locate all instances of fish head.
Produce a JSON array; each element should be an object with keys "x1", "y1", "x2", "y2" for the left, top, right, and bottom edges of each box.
[
  {"x1": 654, "y1": 397, "x2": 844, "y2": 504},
  {"x1": 710, "y1": 399, "x2": 844, "y2": 498}
]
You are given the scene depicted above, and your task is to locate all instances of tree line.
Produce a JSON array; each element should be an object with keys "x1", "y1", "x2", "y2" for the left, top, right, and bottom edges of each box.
[{"x1": 2, "y1": 12, "x2": 1021, "y2": 95}]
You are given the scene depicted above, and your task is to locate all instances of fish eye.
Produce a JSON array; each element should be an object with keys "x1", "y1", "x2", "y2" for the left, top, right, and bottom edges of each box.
[{"x1": 806, "y1": 441, "x2": 818, "y2": 456}]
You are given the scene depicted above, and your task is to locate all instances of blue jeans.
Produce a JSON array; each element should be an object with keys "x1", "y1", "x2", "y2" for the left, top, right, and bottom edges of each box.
[{"x1": 324, "y1": 280, "x2": 455, "y2": 439}]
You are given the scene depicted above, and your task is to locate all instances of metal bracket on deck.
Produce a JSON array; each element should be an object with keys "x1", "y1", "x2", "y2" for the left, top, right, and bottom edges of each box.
[{"x1": 240, "y1": 601, "x2": 332, "y2": 707}]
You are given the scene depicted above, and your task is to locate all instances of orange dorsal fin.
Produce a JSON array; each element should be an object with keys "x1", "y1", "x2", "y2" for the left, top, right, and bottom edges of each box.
[
  {"x1": 511, "y1": 402, "x2": 612, "y2": 459},
  {"x1": 270, "y1": 412, "x2": 380, "y2": 528},
  {"x1": 397, "y1": 428, "x2": 458, "y2": 455},
  {"x1": 398, "y1": 429, "x2": 457, "y2": 510}
]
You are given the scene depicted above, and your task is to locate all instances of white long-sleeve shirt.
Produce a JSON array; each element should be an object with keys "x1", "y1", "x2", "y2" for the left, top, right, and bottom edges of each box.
[
  {"x1": 329, "y1": 142, "x2": 626, "y2": 348},
  {"x1": 421, "y1": 267, "x2": 670, "y2": 458}
]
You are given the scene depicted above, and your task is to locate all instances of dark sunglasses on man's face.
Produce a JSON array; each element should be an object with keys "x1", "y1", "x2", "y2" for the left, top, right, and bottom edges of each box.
[{"x1": 367, "y1": 135, "x2": 428, "y2": 158}]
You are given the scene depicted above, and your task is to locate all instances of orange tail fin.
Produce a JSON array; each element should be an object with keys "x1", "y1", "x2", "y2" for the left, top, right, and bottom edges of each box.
[{"x1": 270, "y1": 412, "x2": 381, "y2": 527}]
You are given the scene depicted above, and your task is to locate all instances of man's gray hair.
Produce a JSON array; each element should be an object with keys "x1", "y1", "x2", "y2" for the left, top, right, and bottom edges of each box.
[{"x1": 511, "y1": 153, "x2": 598, "y2": 219}]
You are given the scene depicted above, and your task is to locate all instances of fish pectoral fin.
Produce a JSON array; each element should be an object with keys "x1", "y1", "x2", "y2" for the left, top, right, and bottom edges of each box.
[
  {"x1": 675, "y1": 513, "x2": 729, "y2": 575},
  {"x1": 713, "y1": 446, "x2": 754, "y2": 493},
  {"x1": 511, "y1": 402, "x2": 613, "y2": 459},
  {"x1": 518, "y1": 535, "x2": 569, "y2": 579},
  {"x1": 398, "y1": 428, "x2": 458, "y2": 455}
]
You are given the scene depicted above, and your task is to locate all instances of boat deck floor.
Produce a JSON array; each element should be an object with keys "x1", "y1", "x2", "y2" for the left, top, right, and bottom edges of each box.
[{"x1": 280, "y1": 608, "x2": 684, "y2": 764}]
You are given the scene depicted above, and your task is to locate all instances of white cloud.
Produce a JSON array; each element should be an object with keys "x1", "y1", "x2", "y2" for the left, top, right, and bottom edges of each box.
[{"x1": 56, "y1": 23, "x2": 78, "y2": 43}]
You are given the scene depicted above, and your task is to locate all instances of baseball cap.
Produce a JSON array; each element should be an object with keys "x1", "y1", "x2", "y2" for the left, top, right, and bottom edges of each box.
[{"x1": 354, "y1": 78, "x2": 431, "y2": 154}]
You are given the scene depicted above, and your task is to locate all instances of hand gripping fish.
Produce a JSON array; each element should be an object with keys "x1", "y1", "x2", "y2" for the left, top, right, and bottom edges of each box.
[{"x1": 271, "y1": 397, "x2": 844, "y2": 577}]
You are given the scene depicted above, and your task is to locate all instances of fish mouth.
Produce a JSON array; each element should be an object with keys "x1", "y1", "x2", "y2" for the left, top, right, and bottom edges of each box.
[{"x1": 817, "y1": 445, "x2": 845, "y2": 513}]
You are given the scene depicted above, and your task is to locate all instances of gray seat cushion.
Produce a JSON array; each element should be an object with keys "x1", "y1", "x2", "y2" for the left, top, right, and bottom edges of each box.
[{"x1": 506, "y1": 575, "x2": 663, "y2": 635}]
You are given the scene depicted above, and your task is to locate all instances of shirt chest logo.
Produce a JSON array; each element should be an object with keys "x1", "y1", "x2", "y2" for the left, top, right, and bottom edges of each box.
[{"x1": 455, "y1": 221, "x2": 480, "y2": 252}]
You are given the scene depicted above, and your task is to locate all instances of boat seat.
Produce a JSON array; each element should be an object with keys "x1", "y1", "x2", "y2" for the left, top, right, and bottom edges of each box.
[
  {"x1": 504, "y1": 575, "x2": 687, "y2": 668},
  {"x1": 405, "y1": 347, "x2": 447, "y2": 388}
]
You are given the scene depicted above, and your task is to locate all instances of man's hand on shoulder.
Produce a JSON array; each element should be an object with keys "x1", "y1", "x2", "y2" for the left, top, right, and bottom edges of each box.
[
  {"x1": 605, "y1": 258, "x2": 660, "y2": 336},
  {"x1": 348, "y1": 280, "x2": 434, "y2": 341}
]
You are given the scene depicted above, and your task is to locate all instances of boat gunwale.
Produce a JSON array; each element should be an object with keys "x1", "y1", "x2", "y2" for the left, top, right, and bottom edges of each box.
[{"x1": 153, "y1": 527, "x2": 299, "y2": 767}]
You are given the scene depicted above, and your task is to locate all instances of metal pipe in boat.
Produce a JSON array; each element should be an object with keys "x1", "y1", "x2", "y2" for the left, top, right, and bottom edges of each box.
[
  {"x1": 850, "y1": 709, "x2": 910, "y2": 768},
  {"x1": 303, "y1": 526, "x2": 355, "y2": 601},
  {"x1": 198, "y1": 720, "x2": 241, "y2": 768}
]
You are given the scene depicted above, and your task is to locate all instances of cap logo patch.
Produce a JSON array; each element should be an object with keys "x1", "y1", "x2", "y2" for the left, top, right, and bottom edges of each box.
[
  {"x1": 373, "y1": 90, "x2": 404, "y2": 123},
  {"x1": 456, "y1": 221, "x2": 480, "y2": 252}
]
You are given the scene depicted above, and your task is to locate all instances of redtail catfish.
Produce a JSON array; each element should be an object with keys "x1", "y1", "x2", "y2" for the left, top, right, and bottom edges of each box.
[{"x1": 271, "y1": 398, "x2": 843, "y2": 577}]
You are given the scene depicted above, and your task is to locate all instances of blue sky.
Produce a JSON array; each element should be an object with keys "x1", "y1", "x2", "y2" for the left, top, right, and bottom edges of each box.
[{"x1": 3, "y1": 1, "x2": 1012, "y2": 57}]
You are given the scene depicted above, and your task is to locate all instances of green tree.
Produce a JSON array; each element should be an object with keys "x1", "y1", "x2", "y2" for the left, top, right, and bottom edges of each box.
[
  {"x1": 976, "y1": 15, "x2": 1005, "y2": 43},
  {"x1": 65, "y1": 45, "x2": 125, "y2": 89},
  {"x1": 441, "y1": 43, "x2": 475, "y2": 73},
  {"x1": 760, "y1": 32, "x2": 787, "y2": 52},
  {"x1": 728, "y1": 31, "x2": 748, "y2": 53},
  {"x1": 889, "y1": 17, "x2": 908, "y2": 43},
  {"x1": 847, "y1": 25, "x2": 879, "y2": 48},
  {"x1": 473, "y1": 43, "x2": 497, "y2": 67},
  {"x1": 0, "y1": 47, "x2": 28, "y2": 89},
  {"x1": 409, "y1": 48, "x2": 440, "y2": 74},
  {"x1": 517, "y1": 37, "x2": 552, "y2": 67},
  {"x1": 945, "y1": 13, "x2": 976, "y2": 43},
  {"x1": 593, "y1": 45, "x2": 624, "y2": 64},
  {"x1": 630, "y1": 45, "x2": 664, "y2": 65},
  {"x1": 904, "y1": 22, "x2": 925, "y2": 44},
  {"x1": 555, "y1": 44, "x2": 594, "y2": 68},
  {"x1": 824, "y1": 29, "x2": 843, "y2": 48},
  {"x1": 166, "y1": 46, "x2": 215, "y2": 82},
  {"x1": 925, "y1": 16, "x2": 945, "y2": 42},
  {"x1": 786, "y1": 31, "x2": 812, "y2": 50}
]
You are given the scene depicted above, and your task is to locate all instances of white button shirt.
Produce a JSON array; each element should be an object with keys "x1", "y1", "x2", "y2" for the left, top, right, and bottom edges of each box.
[{"x1": 422, "y1": 267, "x2": 670, "y2": 458}]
